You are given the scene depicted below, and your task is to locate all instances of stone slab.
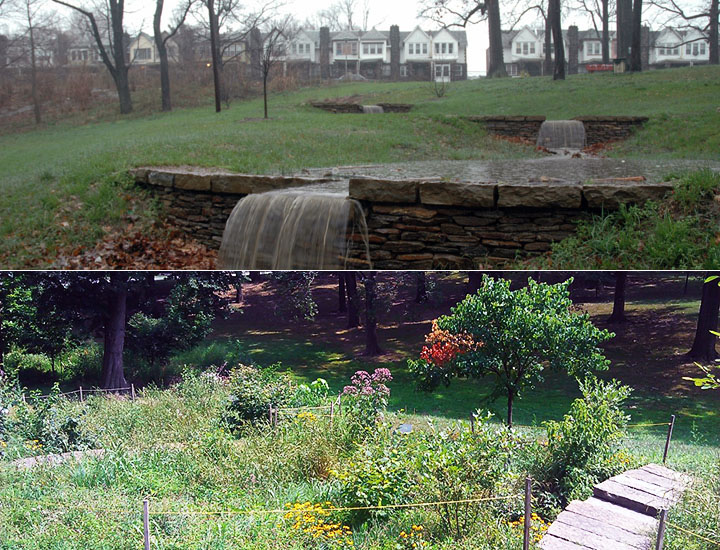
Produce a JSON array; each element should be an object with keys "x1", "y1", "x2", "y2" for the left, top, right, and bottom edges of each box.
[
  {"x1": 594, "y1": 479, "x2": 668, "y2": 516},
  {"x1": 419, "y1": 181, "x2": 496, "y2": 208},
  {"x1": 566, "y1": 498, "x2": 657, "y2": 534},
  {"x1": 582, "y1": 183, "x2": 674, "y2": 209},
  {"x1": 539, "y1": 534, "x2": 592, "y2": 549},
  {"x1": 349, "y1": 177, "x2": 419, "y2": 203},
  {"x1": 555, "y1": 510, "x2": 653, "y2": 548},
  {"x1": 497, "y1": 182, "x2": 583, "y2": 209},
  {"x1": 147, "y1": 170, "x2": 175, "y2": 187},
  {"x1": 544, "y1": 520, "x2": 641, "y2": 550},
  {"x1": 175, "y1": 173, "x2": 212, "y2": 191}
]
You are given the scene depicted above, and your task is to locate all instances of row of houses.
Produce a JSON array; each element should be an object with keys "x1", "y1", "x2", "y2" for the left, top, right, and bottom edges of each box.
[{"x1": 502, "y1": 26, "x2": 716, "y2": 76}]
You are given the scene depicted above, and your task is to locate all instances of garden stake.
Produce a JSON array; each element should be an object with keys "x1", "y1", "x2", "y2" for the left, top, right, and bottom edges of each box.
[
  {"x1": 655, "y1": 509, "x2": 667, "y2": 550},
  {"x1": 143, "y1": 499, "x2": 150, "y2": 550},
  {"x1": 79, "y1": 386, "x2": 83, "y2": 402},
  {"x1": 131, "y1": 384, "x2": 136, "y2": 401},
  {"x1": 269, "y1": 404, "x2": 273, "y2": 427},
  {"x1": 523, "y1": 477, "x2": 532, "y2": 550},
  {"x1": 330, "y1": 402, "x2": 335, "y2": 427},
  {"x1": 22, "y1": 394, "x2": 26, "y2": 404},
  {"x1": 663, "y1": 415, "x2": 676, "y2": 464}
]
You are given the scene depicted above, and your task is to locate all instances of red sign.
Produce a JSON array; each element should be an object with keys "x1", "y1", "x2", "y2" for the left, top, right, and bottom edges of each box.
[{"x1": 587, "y1": 64, "x2": 614, "y2": 72}]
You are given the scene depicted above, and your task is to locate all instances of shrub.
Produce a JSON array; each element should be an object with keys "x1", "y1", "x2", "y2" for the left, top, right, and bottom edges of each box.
[
  {"x1": 536, "y1": 377, "x2": 632, "y2": 504},
  {"x1": 58, "y1": 341, "x2": 103, "y2": 382},
  {"x1": 225, "y1": 363, "x2": 295, "y2": 429},
  {"x1": 167, "y1": 339, "x2": 251, "y2": 373},
  {"x1": 292, "y1": 378, "x2": 330, "y2": 407},
  {"x1": 341, "y1": 369, "x2": 393, "y2": 430}
]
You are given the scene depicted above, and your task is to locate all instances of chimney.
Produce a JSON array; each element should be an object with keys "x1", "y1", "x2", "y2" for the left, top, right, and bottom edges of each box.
[
  {"x1": 568, "y1": 25, "x2": 579, "y2": 74},
  {"x1": 390, "y1": 25, "x2": 401, "y2": 80},
  {"x1": 320, "y1": 27, "x2": 331, "y2": 79}
]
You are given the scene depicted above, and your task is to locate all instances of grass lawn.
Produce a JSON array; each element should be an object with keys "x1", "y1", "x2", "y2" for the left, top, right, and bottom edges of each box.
[{"x1": 1, "y1": 66, "x2": 719, "y2": 267}]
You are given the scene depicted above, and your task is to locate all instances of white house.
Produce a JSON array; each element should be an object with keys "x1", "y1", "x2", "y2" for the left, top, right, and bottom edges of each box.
[{"x1": 129, "y1": 32, "x2": 179, "y2": 65}]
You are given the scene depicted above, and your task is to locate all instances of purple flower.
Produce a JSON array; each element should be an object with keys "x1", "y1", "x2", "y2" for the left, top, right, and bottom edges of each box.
[
  {"x1": 342, "y1": 385, "x2": 358, "y2": 396},
  {"x1": 372, "y1": 368, "x2": 393, "y2": 383}
]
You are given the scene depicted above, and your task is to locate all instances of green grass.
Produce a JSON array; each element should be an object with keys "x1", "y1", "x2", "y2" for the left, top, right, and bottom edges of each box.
[{"x1": 1, "y1": 66, "x2": 719, "y2": 267}]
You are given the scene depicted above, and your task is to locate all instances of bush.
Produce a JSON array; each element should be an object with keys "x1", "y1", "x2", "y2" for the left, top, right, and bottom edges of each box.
[
  {"x1": 168, "y1": 339, "x2": 252, "y2": 373},
  {"x1": 292, "y1": 378, "x2": 330, "y2": 407},
  {"x1": 3, "y1": 348, "x2": 53, "y2": 379},
  {"x1": 535, "y1": 377, "x2": 632, "y2": 505},
  {"x1": 341, "y1": 369, "x2": 393, "y2": 431},
  {"x1": 58, "y1": 341, "x2": 103, "y2": 383},
  {"x1": 225, "y1": 363, "x2": 295, "y2": 429}
]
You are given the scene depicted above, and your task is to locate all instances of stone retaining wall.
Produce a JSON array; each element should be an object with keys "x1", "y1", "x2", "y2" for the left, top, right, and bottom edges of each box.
[
  {"x1": 466, "y1": 115, "x2": 649, "y2": 145},
  {"x1": 311, "y1": 102, "x2": 414, "y2": 113},
  {"x1": 347, "y1": 176, "x2": 673, "y2": 269},
  {"x1": 132, "y1": 167, "x2": 672, "y2": 269},
  {"x1": 131, "y1": 167, "x2": 331, "y2": 247}
]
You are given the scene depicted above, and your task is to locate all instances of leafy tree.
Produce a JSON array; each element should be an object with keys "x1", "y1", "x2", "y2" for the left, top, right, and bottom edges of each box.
[
  {"x1": 409, "y1": 276, "x2": 613, "y2": 427},
  {"x1": 270, "y1": 272, "x2": 318, "y2": 321},
  {"x1": 0, "y1": 273, "x2": 35, "y2": 376}
]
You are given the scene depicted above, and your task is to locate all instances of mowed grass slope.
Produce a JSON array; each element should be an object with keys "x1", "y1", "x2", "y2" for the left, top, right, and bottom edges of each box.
[{"x1": 0, "y1": 66, "x2": 718, "y2": 267}]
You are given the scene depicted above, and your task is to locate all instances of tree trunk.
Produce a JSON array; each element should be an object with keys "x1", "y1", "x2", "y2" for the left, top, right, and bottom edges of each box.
[
  {"x1": 486, "y1": 0, "x2": 507, "y2": 77},
  {"x1": 710, "y1": 0, "x2": 719, "y2": 65},
  {"x1": 208, "y1": 0, "x2": 222, "y2": 113},
  {"x1": 688, "y1": 276, "x2": 720, "y2": 361},
  {"x1": 602, "y1": 0, "x2": 610, "y2": 63},
  {"x1": 28, "y1": 8, "x2": 41, "y2": 124},
  {"x1": 338, "y1": 272, "x2": 347, "y2": 313},
  {"x1": 544, "y1": 9, "x2": 553, "y2": 75},
  {"x1": 415, "y1": 272, "x2": 428, "y2": 304},
  {"x1": 100, "y1": 273, "x2": 129, "y2": 390},
  {"x1": 549, "y1": 0, "x2": 566, "y2": 80},
  {"x1": 345, "y1": 273, "x2": 359, "y2": 328},
  {"x1": 506, "y1": 387, "x2": 514, "y2": 428},
  {"x1": 154, "y1": 0, "x2": 172, "y2": 112},
  {"x1": 110, "y1": 0, "x2": 132, "y2": 114},
  {"x1": 363, "y1": 273, "x2": 382, "y2": 356},
  {"x1": 468, "y1": 272, "x2": 484, "y2": 294},
  {"x1": 608, "y1": 272, "x2": 628, "y2": 323},
  {"x1": 617, "y1": 0, "x2": 633, "y2": 60},
  {"x1": 630, "y1": 0, "x2": 643, "y2": 71},
  {"x1": 263, "y1": 73, "x2": 268, "y2": 119}
]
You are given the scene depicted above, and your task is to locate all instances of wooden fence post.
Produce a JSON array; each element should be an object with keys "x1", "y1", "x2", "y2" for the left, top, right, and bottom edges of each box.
[
  {"x1": 143, "y1": 499, "x2": 150, "y2": 550},
  {"x1": 79, "y1": 386, "x2": 83, "y2": 403},
  {"x1": 523, "y1": 476, "x2": 532, "y2": 550},
  {"x1": 131, "y1": 383, "x2": 136, "y2": 402},
  {"x1": 22, "y1": 394, "x2": 27, "y2": 404},
  {"x1": 330, "y1": 401, "x2": 335, "y2": 428},
  {"x1": 337, "y1": 395, "x2": 342, "y2": 415},
  {"x1": 655, "y1": 509, "x2": 667, "y2": 550},
  {"x1": 663, "y1": 415, "x2": 676, "y2": 464}
]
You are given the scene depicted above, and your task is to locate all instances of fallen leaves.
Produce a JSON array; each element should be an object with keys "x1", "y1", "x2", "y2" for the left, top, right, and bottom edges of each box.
[{"x1": 53, "y1": 222, "x2": 217, "y2": 270}]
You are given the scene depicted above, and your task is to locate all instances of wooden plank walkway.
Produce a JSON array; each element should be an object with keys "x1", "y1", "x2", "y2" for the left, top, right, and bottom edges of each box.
[{"x1": 539, "y1": 464, "x2": 692, "y2": 550}]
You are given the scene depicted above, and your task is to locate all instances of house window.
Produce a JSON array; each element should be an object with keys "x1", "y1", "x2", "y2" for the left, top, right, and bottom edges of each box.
[
  {"x1": 435, "y1": 43, "x2": 439, "y2": 54},
  {"x1": 363, "y1": 43, "x2": 383, "y2": 55},
  {"x1": 435, "y1": 64, "x2": 450, "y2": 77},
  {"x1": 507, "y1": 63, "x2": 518, "y2": 76},
  {"x1": 408, "y1": 43, "x2": 414, "y2": 54},
  {"x1": 523, "y1": 42, "x2": 529, "y2": 54},
  {"x1": 400, "y1": 65, "x2": 408, "y2": 77},
  {"x1": 135, "y1": 48, "x2": 152, "y2": 60},
  {"x1": 587, "y1": 42, "x2": 601, "y2": 55},
  {"x1": 423, "y1": 43, "x2": 428, "y2": 54},
  {"x1": 448, "y1": 43, "x2": 454, "y2": 54},
  {"x1": 442, "y1": 43, "x2": 447, "y2": 54},
  {"x1": 700, "y1": 42, "x2": 706, "y2": 55}
]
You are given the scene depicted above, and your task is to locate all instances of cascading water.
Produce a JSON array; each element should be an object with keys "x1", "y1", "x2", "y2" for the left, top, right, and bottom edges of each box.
[
  {"x1": 218, "y1": 191, "x2": 371, "y2": 269},
  {"x1": 362, "y1": 105, "x2": 384, "y2": 114},
  {"x1": 536, "y1": 120, "x2": 587, "y2": 150}
]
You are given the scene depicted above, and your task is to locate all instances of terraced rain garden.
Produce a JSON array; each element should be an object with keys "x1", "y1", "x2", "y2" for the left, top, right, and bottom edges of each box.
[{"x1": 0, "y1": 66, "x2": 719, "y2": 268}]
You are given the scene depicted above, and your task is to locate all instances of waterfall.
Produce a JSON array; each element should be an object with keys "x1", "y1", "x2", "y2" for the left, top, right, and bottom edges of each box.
[
  {"x1": 361, "y1": 105, "x2": 384, "y2": 114},
  {"x1": 537, "y1": 120, "x2": 587, "y2": 149},
  {"x1": 218, "y1": 191, "x2": 371, "y2": 270}
]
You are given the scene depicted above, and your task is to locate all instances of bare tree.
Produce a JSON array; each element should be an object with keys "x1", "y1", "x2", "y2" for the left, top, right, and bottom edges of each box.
[
  {"x1": 574, "y1": 0, "x2": 614, "y2": 62},
  {"x1": 194, "y1": 0, "x2": 281, "y2": 112},
  {"x1": 630, "y1": 0, "x2": 643, "y2": 70},
  {"x1": 9, "y1": 0, "x2": 53, "y2": 124},
  {"x1": 250, "y1": 16, "x2": 294, "y2": 119},
  {"x1": 51, "y1": 0, "x2": 133, "y2": 114},
  {"x1": 648, "y1": 0, "x2": 718, "y2": 65},
  {"x1": 420, "y1": 0, "x2": 507, "y2": 77},
  {"x1": 154, "y1": 0, "x2": 196, "y2": 112}
]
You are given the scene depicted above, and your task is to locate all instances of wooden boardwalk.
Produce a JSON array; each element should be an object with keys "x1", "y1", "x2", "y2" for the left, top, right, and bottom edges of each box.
[{"x1": 539, "y1": 464, "x2": 692, "y2": 550}]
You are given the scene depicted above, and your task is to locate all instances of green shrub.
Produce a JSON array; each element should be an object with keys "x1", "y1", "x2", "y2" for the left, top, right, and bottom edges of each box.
[
  {"x1": 3, "y1": 348, "x2": 52, "y2": 378},
  {"x1": 58, "y1": 341, "x2": 103, "y2": 382},
  {"x1": 168, "y1": 339, "x2": 252, "y2": 373},
  {"x1": 292, "y1": 378, "x2": 330, "y2": 407},
  {"x1": 537, "y1": 377, "x2": 632, "y2": 504},
  {"x1": 671, "y1": 168, "x2": 720, "y2": 210},
  {"x1": 225, "y1": 364, "x2": 295, "y2": 429}
]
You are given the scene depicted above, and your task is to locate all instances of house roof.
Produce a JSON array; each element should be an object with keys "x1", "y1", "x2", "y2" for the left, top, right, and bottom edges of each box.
[{"x1": 362, "y1": 28, "x2": 387, "y2": 40}]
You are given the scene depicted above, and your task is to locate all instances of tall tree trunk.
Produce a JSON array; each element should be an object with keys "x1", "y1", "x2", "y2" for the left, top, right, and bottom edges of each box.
[
  {"x1": 100, "y1": 273, "x2": 129, "y2": 390},
  {"x1": 710, "y1": 0, "x2": 719, "y2": 65},
  {"x1": 544, "y1": 9, "x2": 553, "y2": 75},
  {"x1": 27, "y1": 7, "x2": 41, "y2": 124},
  {"x1": 154, "y1": 0, "x2": 172, "y2": 111},
  {"x1": 549, "y1": 0, "x2": 566, "y2": 80},
  {"x1": 208, "y1": 0, "x2": 222, "y2": 113},
  {"x1": 602, "y1": 0, "x2": 610, "y2": 63},
  {"x1": 688, "y1": 276, "x2": 720, "y2": 361},
  {"x1": 486, "y1": 0, "x2": 507, "y2": 77},
  {"x1": 415, "y1": 272, "x2": 428, "y2": 304},
  {"x1": 110, "y1": 0, "x2": 132, "y2": 114},
  {"x1": 616, "y1": 0, "x2": 633, "y2": 60},
  {"x1": 630, "y1": 0, "x2": 643, "y2": 71},
  {"x1": 345, "y1": 273, "x2": 359, "y2": 328},
  {"x1": 608, "y1": 272, "x2": 628, "y2": 323},
  {"x1": 363, "y1": 273, "x2": 382, "y2": 356},
  {"x1": 263, "y1": 73, "x2": 268, "y2": 119},
  {"x1": 338, "y1": 272, "x2": 347, "y2": 313}
]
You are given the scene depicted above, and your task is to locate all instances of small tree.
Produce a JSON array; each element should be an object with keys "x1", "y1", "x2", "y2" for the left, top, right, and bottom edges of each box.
[
  {"x1": 251, "y1": 18, "x2": 294, "y2": 119},
  {"x1": 409, "y1": 276, "x2": 613, "y2": 427}
]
